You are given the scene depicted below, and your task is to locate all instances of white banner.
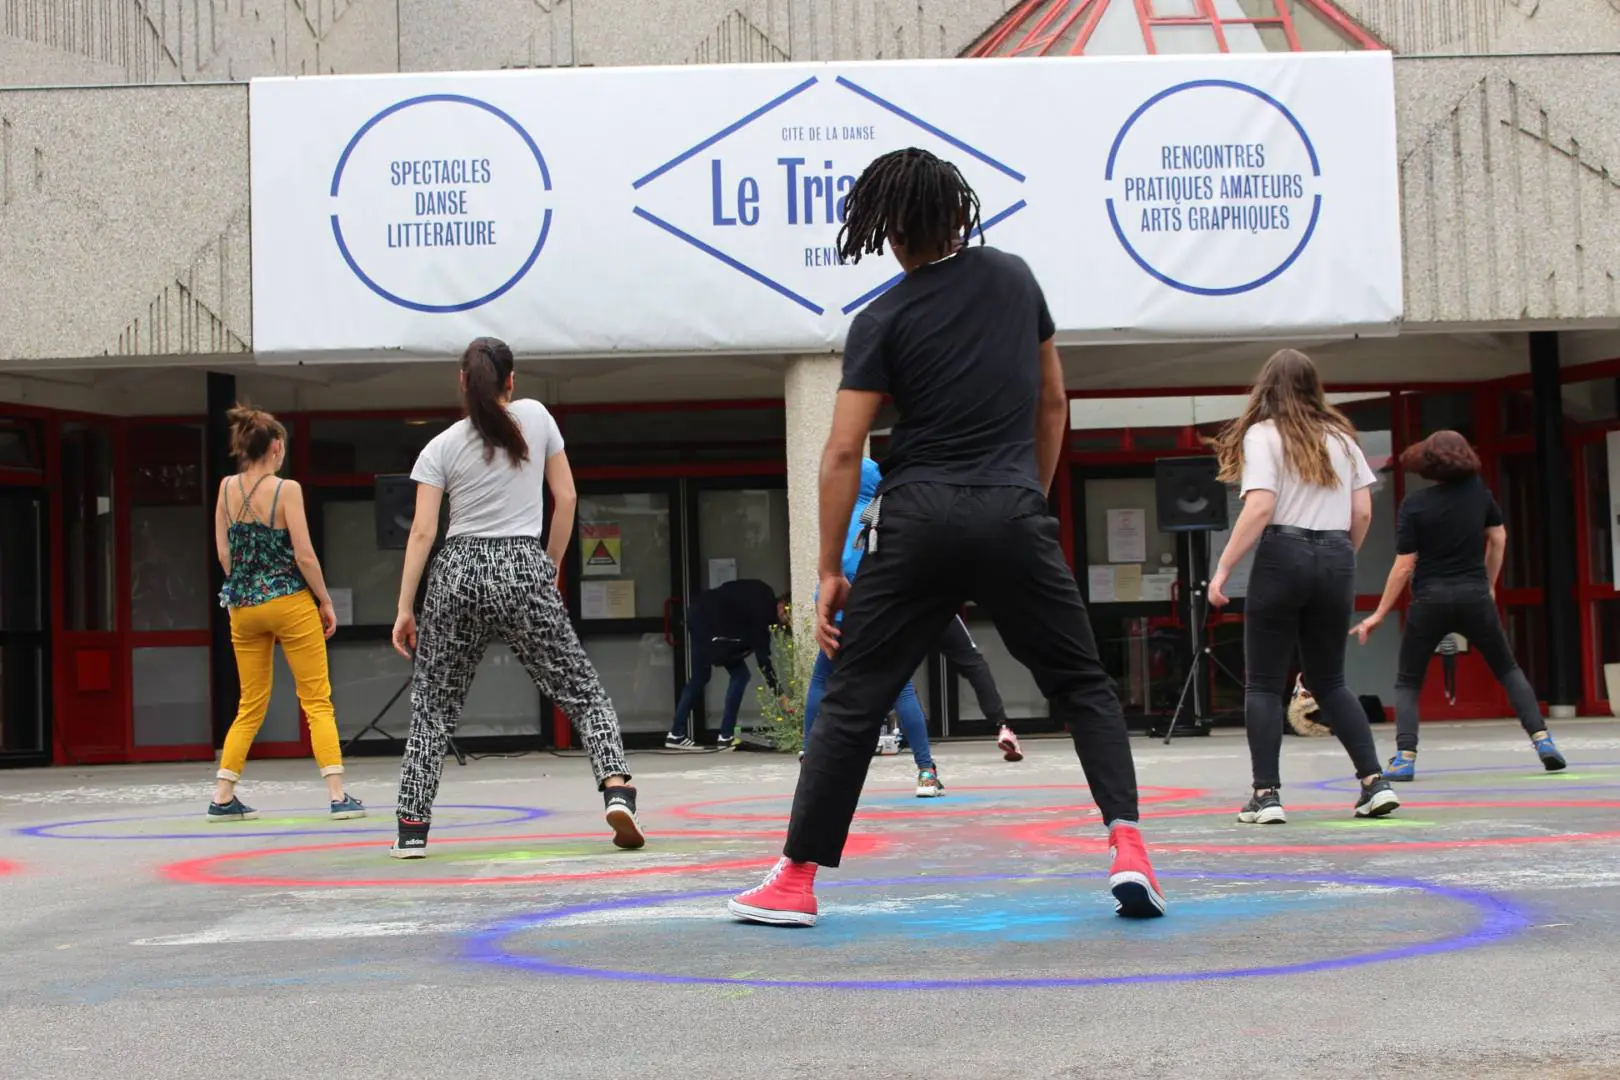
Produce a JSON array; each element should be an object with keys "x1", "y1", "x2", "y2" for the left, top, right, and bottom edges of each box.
[{"x1": 248, "y1": 52, "x2": 1401, "y2": 362}]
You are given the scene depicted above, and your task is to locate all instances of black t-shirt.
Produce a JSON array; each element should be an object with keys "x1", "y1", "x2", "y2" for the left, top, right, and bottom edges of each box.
[
  {"x1": 1395, "y1": 475, "x2": 1504, "y2": 591},
  {"x1": 691, "y1": 579, "x2": 782, "y2": 692},
  {"x1": 840, "y1": 245, "x2": 1055, "y2": 495}
]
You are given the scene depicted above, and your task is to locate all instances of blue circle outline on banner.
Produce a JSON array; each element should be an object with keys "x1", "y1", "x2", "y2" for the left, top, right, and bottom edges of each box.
[
  {"x1": 1104, "y1": 79, "x2": 1322, "y2": 297},
  {"x1": 464, "y1": 869, "x2": 1529, "y2": 990},
  {"x1": 328, "y1": 93, "x2": 553, "y2": 314}
]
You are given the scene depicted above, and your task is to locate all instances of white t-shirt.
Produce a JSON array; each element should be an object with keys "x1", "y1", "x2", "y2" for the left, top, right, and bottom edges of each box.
[
  {"x1": 410, "y1": 399, "x2": 565, "y2": 539},
  {"x1": 1239, "y1": 419, "x2": 1376, "y2": 531}
]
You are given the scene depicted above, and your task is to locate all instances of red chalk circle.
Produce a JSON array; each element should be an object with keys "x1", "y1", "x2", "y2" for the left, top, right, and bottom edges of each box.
[
  {"x1": 1003, "y1": 799, "x2": 1620, "y2": 854},
  {"x1": 0, "y1": 858, "x2": 19, "y2": 877},
  {"x1": 669, "y1": 784, "x2": 1209, "y2": 823},
  {"x1": 159, "y1": 829, "x2": 889, "y2": 889}
]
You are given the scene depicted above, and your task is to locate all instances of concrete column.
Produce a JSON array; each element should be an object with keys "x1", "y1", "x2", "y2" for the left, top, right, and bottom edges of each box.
[{"x1": 784, "y1": 352, "x2": 843, "y2": 640}]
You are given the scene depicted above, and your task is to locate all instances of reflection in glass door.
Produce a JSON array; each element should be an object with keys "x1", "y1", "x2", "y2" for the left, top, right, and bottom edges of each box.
[
  {"x1": 0, "y1": 487, "x2": 48, "y2": 763},
  {"x1": 566, "y1": 477, "x2": 791, "y2": 745},
  {"x1": 566, "y1": 483, "x2": 681, "y2": 739},
  {"x1": 311, "y1": 487, "x2": 541, "y2": 747},
  {"x1": 689, "y1": 481, "x2": 790, "y2": 734}
]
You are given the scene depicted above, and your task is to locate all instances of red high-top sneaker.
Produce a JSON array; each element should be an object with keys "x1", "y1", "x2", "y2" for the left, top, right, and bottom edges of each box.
[
  {"x1": 1108, "y1": 822, "x2": 1167, "y2": 918},
  {"x1": 728, "y1": 857, "x2": 819, "y2": 926}
]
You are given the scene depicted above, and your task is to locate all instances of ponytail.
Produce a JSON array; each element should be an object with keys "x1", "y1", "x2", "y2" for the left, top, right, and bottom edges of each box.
[
  {"x1": 460, "y1": 337, "x2": 528, "y2": 467},
  {"x1": 225, "y1": 402, "x2": 286, "y2": 464}
]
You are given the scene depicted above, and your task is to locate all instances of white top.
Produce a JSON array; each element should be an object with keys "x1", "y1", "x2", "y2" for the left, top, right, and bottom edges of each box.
[
  {"x1": 1239, "y1": 419, "x2": 1376, "y2": 531},
  {"x1": 410, "y1": 398, "x2": 565, "y2": 539}
]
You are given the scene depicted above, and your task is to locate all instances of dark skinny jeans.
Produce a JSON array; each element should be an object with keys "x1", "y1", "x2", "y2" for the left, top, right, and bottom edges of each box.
[
  {"x1": 1395, "y1": 580, "x2": 1544, "y2": 752},
  {"x1": 1243, "y1": 528, "x2": 1383, "y2": 790}
]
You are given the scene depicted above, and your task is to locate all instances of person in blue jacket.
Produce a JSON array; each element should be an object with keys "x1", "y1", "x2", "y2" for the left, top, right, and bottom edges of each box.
[{"x1": 803, "y1": 459, "x2": 944, "y2": 796}]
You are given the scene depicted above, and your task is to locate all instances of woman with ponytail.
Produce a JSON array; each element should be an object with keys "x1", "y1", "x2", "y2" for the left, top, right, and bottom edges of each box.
[
  {"x1": 389, "y1": 337, "x2": 642, "y2": 857},
  {"x1": 210, "y1": 404, "x2": 363, "y2": 822}
]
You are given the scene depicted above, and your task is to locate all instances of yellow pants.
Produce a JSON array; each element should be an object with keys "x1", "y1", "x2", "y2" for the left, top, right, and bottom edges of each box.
[{"x1": 217, "y1": 589, "x2": 344, "y2": 781}]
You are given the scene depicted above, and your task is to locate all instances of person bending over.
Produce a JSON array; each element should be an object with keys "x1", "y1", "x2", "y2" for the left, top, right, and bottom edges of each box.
[
  {"x1": 1351, "y1": 430, "x2": 1565, "y2": 780},
  {"x1": 728, "y1": 147, "x2": 1165, "y2": 927},
  {"x1": 665, "y1": 578, "x2": 790, "y2": 751}
]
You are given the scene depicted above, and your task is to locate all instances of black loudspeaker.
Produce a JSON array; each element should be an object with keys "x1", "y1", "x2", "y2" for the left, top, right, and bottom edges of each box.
[
  {"x1": 1154, "y1": 456, "x2": 1229, "y2": 533},
  {"x1": 375, "y1": 475, "x2": 416, "y2": 550}
]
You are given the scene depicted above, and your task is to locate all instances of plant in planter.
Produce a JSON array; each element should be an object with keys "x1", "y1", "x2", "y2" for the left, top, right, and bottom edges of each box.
[{"x1": 754, "y1": 605, "x2": 822, "y2": 754}]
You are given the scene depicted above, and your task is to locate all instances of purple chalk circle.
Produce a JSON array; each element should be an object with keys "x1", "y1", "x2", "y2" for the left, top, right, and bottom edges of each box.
[
  {"x1": 15, "y1": 803, "x2": 549, "y2": 841},
  {"x1": 464, "y1": 869, "x2": 1530, "y2": 990},
  {"x1": 1306, "y1": 761, "x2": 1620, "y2": 797}
]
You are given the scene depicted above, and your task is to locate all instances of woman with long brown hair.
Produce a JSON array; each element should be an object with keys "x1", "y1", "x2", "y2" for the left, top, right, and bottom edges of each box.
[
  {"x1": 1351, "y1": 430, "x2": 1566, "y2": 779},
  {"x1": 1208, "y1": 349, "x2": 1399, "y2": 823}
]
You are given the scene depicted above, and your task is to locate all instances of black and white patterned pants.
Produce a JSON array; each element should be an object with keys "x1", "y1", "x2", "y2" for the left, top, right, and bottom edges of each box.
[{"x1": 395, "y1": 536, "x2": 630, "y2": 823}]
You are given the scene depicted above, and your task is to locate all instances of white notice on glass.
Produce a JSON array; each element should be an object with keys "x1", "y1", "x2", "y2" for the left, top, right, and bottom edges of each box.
[
  {"x1": 1087, "y1": 565, "x2": 1117, "y2": 604},
  {"x1": 582, "y1": 580, "x2": 637, "y2": 620},
  {"x1": 328, "y1": 588, "x2": 354, "y2": 626},
  {"x1": 1141, "y1": 573, "x2": 1177, "y2": 602},
  {"x1": 708, "y1": 557, "x2": 738, "y2": 589},
  {"x1": 1106, "y1": 508, "x2": 1147, "y2": 564}
]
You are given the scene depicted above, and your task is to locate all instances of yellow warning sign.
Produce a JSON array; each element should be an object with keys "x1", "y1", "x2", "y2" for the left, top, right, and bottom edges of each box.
[{"x1": 581, "y1": 522, "x2": 621, "y2": 576}]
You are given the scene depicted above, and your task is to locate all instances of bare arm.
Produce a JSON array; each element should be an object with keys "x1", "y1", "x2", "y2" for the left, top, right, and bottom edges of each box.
[
  {"x1": 397, "y1": 483, "x2": 444, "y2": 617},
  {"x1": 1350, "y1": 487, "x2": 1374, "y2": 552},
  {"x1": 1484, "y1": 525, "x2": 1507, "y2": 592},
  {"x1": 544, "y1": 450, "x2": 578, "y2": 571},
  {"x1": 819, "y1": 390, "x2": 884, "y2": 578},
  {"x1": 1035, "y1": 337, "x2": 1065, "y2": 495},
  {"x1": 1372, "y1": 553, "x2": 1416, "y2": 620},
  {"x1": 279, "y1": 482, "x2": 331, "y2": 607},
  {"x1": 214, "y1": 479, "x2": 232, "y2": 575},
  {"x1": 1216, "y1": 489, "x2": 1277, "y2": 575}
]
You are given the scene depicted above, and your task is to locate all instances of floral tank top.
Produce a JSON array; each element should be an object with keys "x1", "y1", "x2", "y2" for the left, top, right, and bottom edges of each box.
[{"x1": 219, "y1": 475, "x2": 307, "y2": 609}]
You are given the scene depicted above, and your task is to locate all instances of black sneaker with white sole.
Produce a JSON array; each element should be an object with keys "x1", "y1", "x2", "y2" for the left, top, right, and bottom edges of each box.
[
  {"x1": 390, "y1": 816, "x2": 429, "y2": 859},
  {"x1": 664, "y1": 734, "x2": 701, "y2": 751},
  {"x1": 1354, "y1": 776, "x2": 1401, "y2": 818},
  {"x1": 1237, "y1": 789, "x2": 1286, "y2": 824},
  {"x1": 603, "y1": 785, "x2": 646, "y2": 850}
]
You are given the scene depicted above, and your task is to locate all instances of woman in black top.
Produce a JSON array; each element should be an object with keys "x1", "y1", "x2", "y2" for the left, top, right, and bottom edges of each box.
[{"x1": 1352, "y1": 430, "x2": 1566, "y2": 780}]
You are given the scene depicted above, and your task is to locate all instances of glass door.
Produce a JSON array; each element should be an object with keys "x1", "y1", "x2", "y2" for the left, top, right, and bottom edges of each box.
[
  {"x1": 565, "y1": 476, "x2": 792, "y2": 746},
  {"x1": 0, "y1": 486, "x2": 49, "y2": 764},
  {"x1": 565, "y1": 481, "x2": 683, "y2": 744},
  {"x1": 688, "y1": 478, "x2": 790, "y2": 737},
  {"x1": 311, "y1": 486, "x2": 544, "y2": 749}
]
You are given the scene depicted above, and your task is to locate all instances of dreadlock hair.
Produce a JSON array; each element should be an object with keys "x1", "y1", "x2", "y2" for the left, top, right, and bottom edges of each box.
[{"x1": 835, "y1": 148, "x2": 983, "y2": 265}]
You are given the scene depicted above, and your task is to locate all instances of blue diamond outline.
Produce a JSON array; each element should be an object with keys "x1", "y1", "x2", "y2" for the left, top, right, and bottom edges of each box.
[{"x1": 631, "y1": 75, "x2": 1029, "y2": 317}]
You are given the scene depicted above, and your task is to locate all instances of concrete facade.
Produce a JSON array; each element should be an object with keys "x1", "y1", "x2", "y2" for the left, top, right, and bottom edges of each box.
[{"x1": 5, "y1": 3, "x2": 1620, "y2": 378}]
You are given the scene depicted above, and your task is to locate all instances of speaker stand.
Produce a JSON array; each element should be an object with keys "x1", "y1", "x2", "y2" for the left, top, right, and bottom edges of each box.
[
  {"x1": 340, "y1": 654, "x2": 466, "y2": 766},
  {"x1": 1151, "y1": 532, "x2": 1240, "y2": 742}
]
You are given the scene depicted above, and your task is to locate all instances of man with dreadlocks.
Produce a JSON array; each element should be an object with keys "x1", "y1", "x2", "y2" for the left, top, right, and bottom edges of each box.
[{"x1": 728, "y1": 148, "x2": 1166, "y2": 926}]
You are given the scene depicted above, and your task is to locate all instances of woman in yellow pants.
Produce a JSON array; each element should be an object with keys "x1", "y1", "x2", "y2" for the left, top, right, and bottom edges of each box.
[{"x1": 208, "y1": 404, "x2": 364, "y2": 822}]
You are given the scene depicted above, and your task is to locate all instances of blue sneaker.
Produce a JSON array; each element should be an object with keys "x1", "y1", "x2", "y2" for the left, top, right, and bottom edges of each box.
[
  {"x1": 330, "y1": 794, "x2": 367, "y2": 820},
  {"x1": 1385, "y1": 752, "x2": 1416, "y2": 782},
  {"x1": 1533, "y1": 734, "x2": 1567, "y2": 772},
  {"x1": 206, "y1": 796, "x2": 258, "y2": 822}
]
